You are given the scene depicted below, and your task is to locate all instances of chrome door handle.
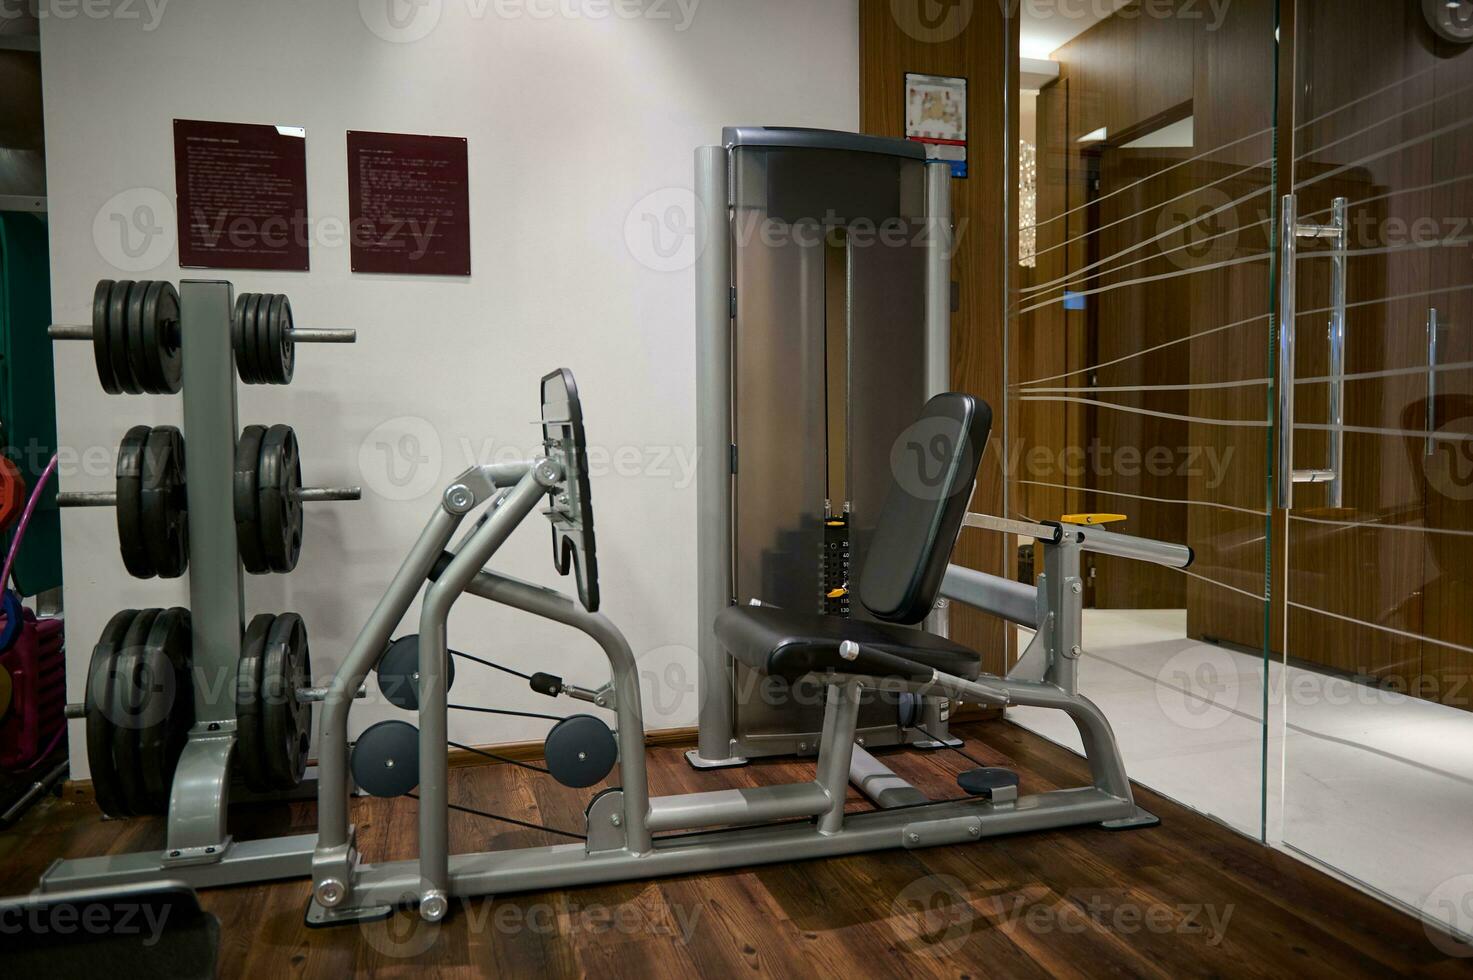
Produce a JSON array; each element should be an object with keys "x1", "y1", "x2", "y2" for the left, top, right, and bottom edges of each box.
[
  {"x1": 1426, "y1": 307, "x2": 1440, "y2": 457},
  {"x1": 1276, "y1": 194, "x2": 1349, "y2": 509}
]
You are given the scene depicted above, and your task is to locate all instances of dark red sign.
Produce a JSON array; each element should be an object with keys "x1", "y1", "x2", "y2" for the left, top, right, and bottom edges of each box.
[
  {"x1": 347, "y1": 131, "x2": 471, "y2": 276},
  {"x1": 173, "y1": 119, "x2": 311, "y2": 271}
]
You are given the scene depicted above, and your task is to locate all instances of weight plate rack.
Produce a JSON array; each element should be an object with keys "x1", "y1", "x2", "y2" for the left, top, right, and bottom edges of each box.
[{"x1": 46, "y1": 279, "x2": 360, "y2": 892}]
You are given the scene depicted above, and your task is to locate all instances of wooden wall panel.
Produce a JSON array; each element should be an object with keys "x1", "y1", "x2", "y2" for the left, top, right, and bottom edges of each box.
[{"x1": 859, "y1": 0, "x2": 1016, "y2": 669}]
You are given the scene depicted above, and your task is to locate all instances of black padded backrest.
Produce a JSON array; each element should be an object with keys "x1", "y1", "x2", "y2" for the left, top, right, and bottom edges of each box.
[{"x1": 857, "y1": 392, "x2": 992, "y2": 625}]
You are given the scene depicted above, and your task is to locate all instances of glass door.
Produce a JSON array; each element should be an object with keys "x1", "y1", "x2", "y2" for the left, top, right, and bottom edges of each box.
[
  {"x1": 1007, "y1": 0, "x2": 1278, "y2": 840},
  {"x1": 1280, "y1": 0, "x2": 1473, "y2": 946}
]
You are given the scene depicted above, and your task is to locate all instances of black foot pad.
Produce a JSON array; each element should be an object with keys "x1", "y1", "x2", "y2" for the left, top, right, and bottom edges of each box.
[{"x1": 957, "y1": 766, "x2": 1020, "y2": 799}]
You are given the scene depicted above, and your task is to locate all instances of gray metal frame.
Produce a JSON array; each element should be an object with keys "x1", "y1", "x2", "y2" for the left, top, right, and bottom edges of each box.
[
  {"x1": 306, "y1": 461, "x2": 1182, "y2": 924},
  {"x1": 689, "y1": 140, "x2": 958, "y2": 770}
]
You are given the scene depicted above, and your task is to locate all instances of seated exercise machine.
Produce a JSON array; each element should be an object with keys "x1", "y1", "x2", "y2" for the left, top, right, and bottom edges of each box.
[{"x1": 307, "y1": 368, "x2": 1193, "y2": 925}]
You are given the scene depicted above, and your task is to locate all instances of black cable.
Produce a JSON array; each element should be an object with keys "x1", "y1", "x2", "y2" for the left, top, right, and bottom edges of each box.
[
  {"x1": 406, "y1": 792, "x2": 586, "y2": 841},
  {"x1": 451, "y1": 649, "x2": 533, "y2": 682},
  {"x1": 448, "y1": 704, "x2": 566, "y2": 723},
  {"x1": 447, "y1": 739, "x2": 550, "y2": 775},
  {"x1": 914, "y1": 724, "x2": 995, "y2": 771}
]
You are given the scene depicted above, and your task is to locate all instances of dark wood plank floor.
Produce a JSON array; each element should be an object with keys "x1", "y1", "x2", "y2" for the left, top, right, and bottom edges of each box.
[{"x1": 2, "y1": 720, "x2": 1467, "y2": 978}]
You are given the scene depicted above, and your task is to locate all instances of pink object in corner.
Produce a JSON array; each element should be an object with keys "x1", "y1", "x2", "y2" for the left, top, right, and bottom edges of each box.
[{"x1": 0, "y1": 612, "x2": 65, "y2": 771}]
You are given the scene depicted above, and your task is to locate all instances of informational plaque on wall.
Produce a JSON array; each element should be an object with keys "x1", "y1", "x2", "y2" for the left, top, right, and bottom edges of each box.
[
  {"x1": 346, "y1": 131, "x2": 471, "y2": 276},
  {"x1": 173, "y1": 119, "x2": 310, "y2": 270}
]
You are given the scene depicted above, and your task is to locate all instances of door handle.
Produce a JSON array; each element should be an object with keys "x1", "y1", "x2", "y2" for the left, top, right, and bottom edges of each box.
[
  {"x1": 1276, "y1": 194, "x2": 1349, "y2": 509},
  {"x1": 1426, "y1": 307, "x2": 1440, "y2": 457}
]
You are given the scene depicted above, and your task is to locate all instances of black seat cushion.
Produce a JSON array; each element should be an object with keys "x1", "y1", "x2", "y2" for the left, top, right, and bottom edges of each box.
[{"x1": 714, "y1": 604, "x2": 982, "y2": 682}]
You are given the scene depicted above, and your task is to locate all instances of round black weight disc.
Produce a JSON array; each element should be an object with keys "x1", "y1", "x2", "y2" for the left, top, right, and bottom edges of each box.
[
  {"x1": 233, "y1": 425, "x2": 270, "y2": 575},
  {"x1": 110, "y1": 608, "x2": 161, "y2": 816},
  {"x1": 259, "y1": 295, "x2": 283, "y2": 384},
  {"x1": 116, "y1": 425, "x2": 156, "y2": 579},
  {"x1": 125, "y1": 279, "x2": 153, "y2": 397},
  {"x1": 141, "y1": 426, "x2": 189, "y2": 579},
  {"x1": 275, "y1": 295, "x2": 295, "y2": 384},
  {"x1": 142, "y1": 607, "x2": 193, "y2": 811},
  {"x1": 956, "y1": 767, "x2": 1020, "y2": 798},
  {"x1": 376, "y1": 635, "x2": 456, "y2": 711},
  {"x1": 257, "y1": 424, "x2": 303, "y2": 573},
  {"x1": 141, "y1": 281, "x2": 183, "y2": 394},
  {"x1": 232, "y1": 294, "x2": 257, "y2": 384},
  {"x1": 133, "y1": 608, "x2": 185, "y2": 813},
  {"x1": 85, "y1": 609, "x2": 138, "y2": 817},
  {"x1": 544, "y1": 714, "x2": 617, "y2": 789},
  {"x1": 241, "y1": 293, "x2": 265, "y2": 385},
  {"x1": 92, "y1": 279, "x2": 121, "y2": 394},
  {"x1": 234, "y1": 613, "x2": 274, "y2": 793},
  {"x1": 351, "y1": 720, "x2": 420, "y2": 798},
  {"x1": 262, "y1": 612, "x2": 310, "y2": 790},
  {"x1": 108, "y1": 280, "x2": 140, "y2": 395}
]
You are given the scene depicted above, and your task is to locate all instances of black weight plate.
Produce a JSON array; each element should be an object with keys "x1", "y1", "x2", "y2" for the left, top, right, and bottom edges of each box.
[
  {"x1": 110, "y1": 608, "x2": 161, "y2": 816},
  {"x1": 141, "y1": 281, "x2": 183, "y2": 394},
  {"x1": 257, "y1": 424, "x2": 303, "y2": 573},
  {"x1": 146, "y1": 607, "x2": 194, "y2": 811},
  {"x1": 376, "y1": 635, "x2": 456, "y2": 711},
  {"x1": 275, "y1": 295, "x2": 295, "y2": 384},
  {"x1": 108, "y1": 280, "x2": 140, "y2": 394},
  {"x1": 262, "y1": 612, "x2": 310, "y2": 789},
  {"x1": 85, "y1": 609, "x2": 138, "y2": 817},
  {"x1": 125, "y1": 279, "x2": 153, "y2": 397},
  {"x1": 235, "y1": 613, "x2": 275, "y2": 793},
  {"x1": 240, "y1": 293, "x2": 264, "y2": 385},
  {"x1": 232, "y1": 295, "x2": 256, "y2": 384},
  {"x1": 141, "y1": 426, "x2": 189, "y2": 579},
  {"x1": 135, "y1": 608, "x2": 186, "y2": 812},
  {"x1": 257, "y1": 294, "x2": 282, "y2": 385},
  {"x1": 133, "y1": 281, "x2": 165, "y2": 394},
  {"x1": 116, "y1": 425, "x2": 156, "y2": 579},
  {"x1": 544, "y1": 714, "x2": 617, "y2": 789},
  {"x1": 351, "y1": 720, "x2": 420, "y2": 798},
  {"x1": 233, "y1": 425, "x2": 270, "y2": 575},
  {"x1": 92, "y1": 279, "x2": 121, "y2": 394}
]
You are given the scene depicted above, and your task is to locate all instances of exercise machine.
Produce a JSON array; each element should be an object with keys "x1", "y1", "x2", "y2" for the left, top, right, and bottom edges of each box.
[
  {"x1": 306, "y1": 367, "x2": 1190, "y2": 925},
  {"x1": 691, "y1": 127, "x2": 959, "y2": 766}
]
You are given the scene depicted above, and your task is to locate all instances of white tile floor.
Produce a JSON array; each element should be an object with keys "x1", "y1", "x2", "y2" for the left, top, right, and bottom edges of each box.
[{"x1": 1006, "y1": 609, "x2": 1473, "y2": 945}]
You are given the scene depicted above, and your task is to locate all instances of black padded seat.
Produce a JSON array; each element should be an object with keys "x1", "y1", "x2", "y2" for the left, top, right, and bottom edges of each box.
[{"x1": 714, "y1": 604, "x2": 982, "y2": 682}]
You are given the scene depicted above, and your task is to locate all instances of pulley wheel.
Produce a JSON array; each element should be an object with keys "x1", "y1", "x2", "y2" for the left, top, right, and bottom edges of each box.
[
  {"x1": 141, "y1": 426, "x2": 188, "y2": 579},
  {"x1": 376, "y1": 634, "x2": 457, "y2": 711},
  {"x1": 351, "y1": 720, "x2": 420, "y2": 798},
  {"x1": 115, "y1": 426, "x2": 155, "y2": 579},
  {"x1": 262, "y1": 612, "x2": 311, "y2": 790},
  {"x1": 86, "y1": 609, "x2": 137, "y2": 817},
  {"x1": 543, "y1": 714, "x2": 617, "y2": 788},
  {"x1": 234, "y1": 613, "x2": 274, "y2": 793}
]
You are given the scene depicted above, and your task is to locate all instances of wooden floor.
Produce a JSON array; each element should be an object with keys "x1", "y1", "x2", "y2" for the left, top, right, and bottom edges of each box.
[{"x1": 2, "y1": 720, "x2": 1467, "y2": 978}]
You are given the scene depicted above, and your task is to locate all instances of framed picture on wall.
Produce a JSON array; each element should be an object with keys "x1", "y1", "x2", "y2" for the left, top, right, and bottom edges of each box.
[{"x1": 904, "y1": 72, "x2": 967, "y2": 178}]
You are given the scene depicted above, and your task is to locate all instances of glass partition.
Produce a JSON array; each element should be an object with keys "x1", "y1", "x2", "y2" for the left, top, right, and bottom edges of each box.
[
  {"x1": 1281, "y1": 0, "x2": 1473, "y2": 946},
  {"x1": 1006, "y1": 0, "x2": 1278, "y2": 839}
]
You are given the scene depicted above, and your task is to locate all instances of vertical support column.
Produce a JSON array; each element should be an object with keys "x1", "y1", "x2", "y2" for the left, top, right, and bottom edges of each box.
[
  {"x1": 923, "y1": 159, "x2": 952, "y2": 399},
  {"x1": 1325, "y1": 196, "x2": 1348, "y2": 508},
  {"x1": 815, "y1": 680, "x2": 862, "y2": 835},
  {"x1": 1041, "y1": 530, "x2": 1083, "y2": 696},
  {"x1": 922, "y1": 160, "x2": 957, "y2": 742},
  {"x1": 691, "y1": 144, "x2": 744, "y2": 768},
  {"x1": 166, "y1": 279, "x2": 243, "y2": 856}
]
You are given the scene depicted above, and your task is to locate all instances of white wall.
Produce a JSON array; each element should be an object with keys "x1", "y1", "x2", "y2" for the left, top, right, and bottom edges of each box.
[{"x1": 43, "y1": 0, "x2": 859, "y2": 777}]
